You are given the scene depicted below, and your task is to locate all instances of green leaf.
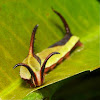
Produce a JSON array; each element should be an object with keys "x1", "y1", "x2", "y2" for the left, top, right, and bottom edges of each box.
[{"x1": 0, "y1": 0, "x2": 99, "y2": 99}]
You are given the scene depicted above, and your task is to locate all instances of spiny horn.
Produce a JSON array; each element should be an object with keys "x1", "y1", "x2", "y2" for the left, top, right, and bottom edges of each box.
[
  {"x1": 41, "y1": 52, "x2": 60, "y2": 83},
  {"x1": 52, "y1": 8, "x2": 71, "y2": 35},
  {"x1": 13, "y1": 63, "x2": 37, "y2": 85}
]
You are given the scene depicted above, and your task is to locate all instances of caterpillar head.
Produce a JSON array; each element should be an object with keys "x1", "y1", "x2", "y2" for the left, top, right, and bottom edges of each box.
[{"x1": 13, "y1": 25, "x2": 59, "y2": 87}]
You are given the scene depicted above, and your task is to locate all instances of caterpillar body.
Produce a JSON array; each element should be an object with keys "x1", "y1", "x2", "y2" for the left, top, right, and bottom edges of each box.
[{"x1": 14, "y1": 9, "x2": 82, "y2": 87}]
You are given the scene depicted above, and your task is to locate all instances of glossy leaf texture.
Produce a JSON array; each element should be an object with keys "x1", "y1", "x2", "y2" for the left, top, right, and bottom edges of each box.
[{"x1": 0, "y1": 0, "x2": 99, "y2": 99}]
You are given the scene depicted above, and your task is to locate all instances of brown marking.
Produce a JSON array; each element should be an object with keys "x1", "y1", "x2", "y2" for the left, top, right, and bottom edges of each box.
[
  {"x1": 44, "y1": 67, "x2": 51, "y2": 74},
  {"x1": 70, "y1": 41, "x2": 82, "y2": 54},
  {"x1": 50, "y1": 63, "x2": 57, "y2": 70},
  {"x1": 64, "y1": 52, "x2": 70, "y2": 59},
  {"x1": 58, "y1": 57, "x2": 63, "y2": 64},
  {"x1": 71, "y1": 41, "x2": 82, "y2": 51}
]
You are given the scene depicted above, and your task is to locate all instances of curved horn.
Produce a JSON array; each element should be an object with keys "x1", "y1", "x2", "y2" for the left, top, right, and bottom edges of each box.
[
  {"x1": 41, "y1": 52, "x2": 60, "y2": 83},
  {"x1": 13, "y1": 63, "x2": 37, "y2": 85},
  {"x1": 29, "y1": 24, "x2": 38, "y2": 55},
  {"x1": 29, "y1": 24, "x2": 41, "y2": 65},
  {"x1": 52, "y1": 8, "x2": 71, "y2": 35}
]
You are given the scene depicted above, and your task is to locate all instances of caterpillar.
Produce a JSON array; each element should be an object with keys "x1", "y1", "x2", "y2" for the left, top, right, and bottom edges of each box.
[{"x1": 13, "y1": 9, "x2": 82, "y2": 87}]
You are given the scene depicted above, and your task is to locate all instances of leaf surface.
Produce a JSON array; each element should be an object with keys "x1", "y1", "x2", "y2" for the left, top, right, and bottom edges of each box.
[{"x1": 0, "y1": 0, "x2": 99, "y2": 99}]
